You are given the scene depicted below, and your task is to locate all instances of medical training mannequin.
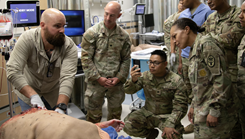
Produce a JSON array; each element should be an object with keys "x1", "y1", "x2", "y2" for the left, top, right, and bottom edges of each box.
[{"x1": 0, "y1": 108, "x2": 124, "y2": 139}]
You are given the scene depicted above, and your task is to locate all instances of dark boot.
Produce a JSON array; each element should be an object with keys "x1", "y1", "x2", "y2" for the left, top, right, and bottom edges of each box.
[{"x1": 146, "y1": 129, "x2": 159, "y2": 139}]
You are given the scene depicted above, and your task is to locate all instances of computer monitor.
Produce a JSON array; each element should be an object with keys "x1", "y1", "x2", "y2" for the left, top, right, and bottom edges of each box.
[
  {"x1": 144, "y1": 14, "x2": 154, "y2": 28},
  {"x1": 135, "y1": 4, "x2": 145, "y2": 15},
  {"x1": 41, "y1": 10, "x2": 85, "y2": 37},
  {"x1": 7, "y1": 0, "x2": 40, "y2": 27}
]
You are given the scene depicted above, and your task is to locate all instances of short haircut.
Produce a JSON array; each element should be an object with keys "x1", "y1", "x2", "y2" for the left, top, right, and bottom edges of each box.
[{"x1": 151, "y1": 50, "x2": 167, "y2": 62}]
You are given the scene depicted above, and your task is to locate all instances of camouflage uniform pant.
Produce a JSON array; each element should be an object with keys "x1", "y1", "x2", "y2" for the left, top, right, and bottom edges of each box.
[
  {"x1": 123, "y1": 107, "x2": 184, "y2": 139},
  {"x1": 194, "y1": 110, "x2": 236, "y2": 139},
  {"x1": 84, "y1": 82, "x2": 125, "y2": 123},
  {"x1": 237, "y1": 73, "x2": 245, "y2": 139},
  {"x1": 228, "y1": 68, "x2": 243, "y2": 139},
  {"x1": 182, "y1": 57, "x2": 192, "y2": 104}
]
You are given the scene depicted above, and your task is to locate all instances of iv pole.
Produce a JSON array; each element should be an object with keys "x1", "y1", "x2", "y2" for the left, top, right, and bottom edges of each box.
[
  {"x1": 0, "y1": 9, "x2": 16, "y2": 118},
  {"x1": 5, "y1": 51, "x2": 13, "y2": 117}
]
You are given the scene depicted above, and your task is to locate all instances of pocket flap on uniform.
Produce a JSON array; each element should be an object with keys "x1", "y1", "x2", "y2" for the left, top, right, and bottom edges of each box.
[
  {"x1": 85, "y1": 89, "x2": 94, "y2": 97},
  {"x1": 194, "y1": 108, "x2": 209, "y2": 123},
  {"x1": 158, "y1": 114, "x2": 171, "y2": 119},
  {"x1": 194, "y1": 114, "x2": 206, "y2": 123}
]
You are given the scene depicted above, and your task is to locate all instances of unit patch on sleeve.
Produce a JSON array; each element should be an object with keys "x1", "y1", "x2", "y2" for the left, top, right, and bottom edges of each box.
[{"x1": 207, "y1": 55, "x2": 215, "y2": 68}]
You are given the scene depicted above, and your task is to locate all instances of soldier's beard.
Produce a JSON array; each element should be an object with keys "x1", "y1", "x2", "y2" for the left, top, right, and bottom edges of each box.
[{"x1": 44, "y1": 27, "x2": 65, "y2": 48}]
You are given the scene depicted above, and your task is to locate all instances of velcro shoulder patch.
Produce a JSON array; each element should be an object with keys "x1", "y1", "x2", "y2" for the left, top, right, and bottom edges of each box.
[{"x1": 205, "y1": 52, "x2": 221, "y2": 76}]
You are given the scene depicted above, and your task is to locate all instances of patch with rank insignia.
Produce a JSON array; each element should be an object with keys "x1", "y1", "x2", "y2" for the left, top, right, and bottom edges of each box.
[
  {"x1": 206, "y1": 53, "x2": 220, "y2": 76},
  {"x1": 207, "y1": 55, "x2": 215, "y2": 68}
]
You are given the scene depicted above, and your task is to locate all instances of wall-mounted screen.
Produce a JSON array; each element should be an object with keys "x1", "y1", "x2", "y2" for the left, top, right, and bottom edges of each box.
[
  {"x1": 135, "y1": 4, "x2": 145, "y2": 15},
  {"x1": 7, "y1": 1, "x2": 40, "y2": 27},
  {"x1": 41, "y1": 10, "x2": 85, "y2": 36}
]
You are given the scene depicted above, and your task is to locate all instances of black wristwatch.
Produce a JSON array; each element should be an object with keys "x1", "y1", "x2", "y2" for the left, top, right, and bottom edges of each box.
[{"x1": 56, "y1": 103, "x2": 67, "y2": 111}]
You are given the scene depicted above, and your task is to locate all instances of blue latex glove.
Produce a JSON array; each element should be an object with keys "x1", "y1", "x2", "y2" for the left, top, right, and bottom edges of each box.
[
  {"x1": 102, "y1": 126, "x2": 118, "y2": 139},
  {"x1": 118, "y1": 136, "x2": 132, "y2": 139},
  {"x1": 102, "y1": 126, "x2": 132, "y2": 139}
]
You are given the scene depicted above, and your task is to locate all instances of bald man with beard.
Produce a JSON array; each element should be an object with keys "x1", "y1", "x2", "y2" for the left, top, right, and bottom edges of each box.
[{"x1": 6, "y1": 8, "x2": 78, "y2": 114}]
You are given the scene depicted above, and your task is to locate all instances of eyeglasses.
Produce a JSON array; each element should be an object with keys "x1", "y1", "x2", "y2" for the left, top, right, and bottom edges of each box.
[
  {"x1": 146, "y1": 61, "x2": 165, "y2": 66},
  {"x1": 47, "y1": 62, "x2": 54, "y2": 78}
]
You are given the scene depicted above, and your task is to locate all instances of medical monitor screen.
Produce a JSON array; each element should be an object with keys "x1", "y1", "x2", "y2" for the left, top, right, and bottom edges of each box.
[
  {"x1": 41, "y1": 10, "x2": 85, "y2": 36},
  {"x1": 135, "y1": 4, "x2": 145, "y2": 15},
  {"x1": 144, "y1": 14, "x2": 154, "y2": 27},
  {"x1": 7, "y1": 1, "x2": 40, "y2": 27}
]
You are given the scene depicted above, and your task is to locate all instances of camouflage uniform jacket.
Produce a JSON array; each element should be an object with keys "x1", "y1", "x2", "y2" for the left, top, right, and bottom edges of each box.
[
  {"x1": 124, "y1": 70, "x2": 188, "y2": 128},
  {"x1": 238, "y1": 35, "x2": 245, "y2": 81},
  {"x1": 189, "y1": 35, "x2": 232, "y2": 120},
  {"x1": 201, "y1": 6, "x2": 245, "y2": 78},
  {"x1": 81, "y1": 21, "x2": 131, "y2": 83}
]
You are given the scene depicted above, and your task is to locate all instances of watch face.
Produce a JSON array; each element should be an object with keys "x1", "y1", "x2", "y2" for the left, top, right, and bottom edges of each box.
[{"x1": 57, "y1": 103, "x2": 67, "y2": 110}]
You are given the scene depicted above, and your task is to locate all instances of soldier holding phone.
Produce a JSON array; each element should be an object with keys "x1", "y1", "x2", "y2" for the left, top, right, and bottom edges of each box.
[{"x1": 123, "y1": 50, "x2": 188, "y2": 139}]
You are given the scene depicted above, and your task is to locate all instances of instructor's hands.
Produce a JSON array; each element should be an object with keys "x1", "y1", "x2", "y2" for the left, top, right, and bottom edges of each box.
[
  {"x1": 30, "y1": 94, "x2": 46, "y2": 109},
  {"x1": 55, "y1": 108, "x2": 65, "y2": 114}
]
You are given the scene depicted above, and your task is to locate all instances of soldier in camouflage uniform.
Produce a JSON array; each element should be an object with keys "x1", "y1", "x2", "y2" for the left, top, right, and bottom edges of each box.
[
  {"x1": 171, "y1": 0, "x2": 213, "y2": 134},
  {"x1": 163, "y1": 0, "x2": 186, "y2": 73},
  {"x1": 237, "y1": 2, "x2": 245, "y2": 138},
  {"x1": 81, "y1": 1, "x2": 131, "y2": 123},
  {"x1": 201, "y1": 1, "x2": 245, "y2": 138},
  {"x1": 123, "y1": 50, "x2": 188, "y2": 139},
  {"x1": 171, "y1": 18, "x2": 238, "y2": 139},
  {"x1": 172, "y1": 0, "x2": 213, "y2": 105}
]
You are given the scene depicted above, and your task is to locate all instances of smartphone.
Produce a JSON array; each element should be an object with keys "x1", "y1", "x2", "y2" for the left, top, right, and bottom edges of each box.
[{"x1": 133, "y1": 59, "x2": 141, "y2": 72}]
